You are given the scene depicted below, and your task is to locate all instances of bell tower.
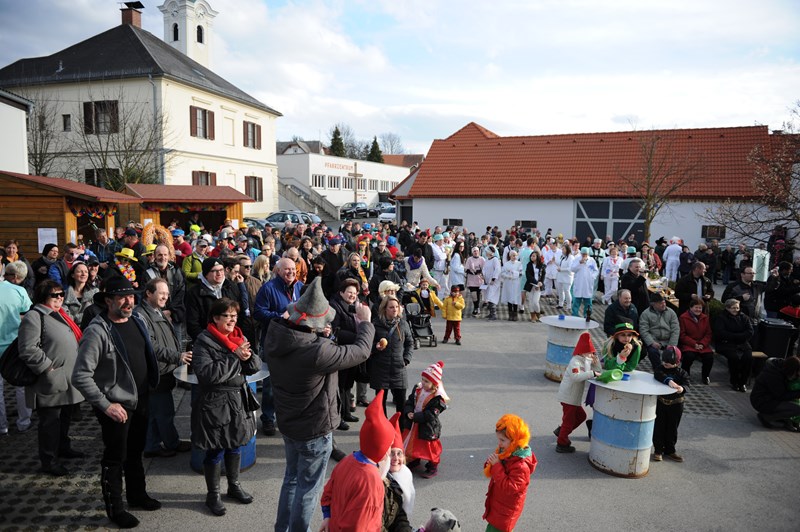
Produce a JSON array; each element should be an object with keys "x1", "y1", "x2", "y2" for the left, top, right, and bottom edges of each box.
[{"x1": 158, "y1": 0, "x2": 218, "y2": 68}]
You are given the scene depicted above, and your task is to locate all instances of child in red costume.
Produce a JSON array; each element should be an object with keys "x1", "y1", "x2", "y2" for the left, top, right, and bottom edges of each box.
[
  {"x1": 555, "y1": 331, "x2": 601, "y2": 453},
  {"x1": 320, "y1": 390, "x2": 395, "y2": 532},
  {"x1": 401, "y1": 361, "x2": 449, "y2": 479},
  {"x1": 483, "y1": 414, "x2": 537, "y2": 532}
]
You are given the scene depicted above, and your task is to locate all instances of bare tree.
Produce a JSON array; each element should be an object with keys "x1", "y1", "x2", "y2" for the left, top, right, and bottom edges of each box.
[
  {"x1": 378, "y1": 132, "x2": 405, "y2": 154},
  {"x1": 328, "y1": 122, "x2": 370, "y2": 160},
  {"x1": 618, "y1": 132, "x2": 705, "y2": 243},
  {"x1": 20, "y1": 89, "x2": 67, "y2": 176},
  {"x1": 702, "y1": 105, "x2": 800, "y2": 243}
]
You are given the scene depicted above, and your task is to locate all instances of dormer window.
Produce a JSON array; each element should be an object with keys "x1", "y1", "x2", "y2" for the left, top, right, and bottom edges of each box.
[
  {"x1": 197, "y1": 25, "x2": 204, "y2": 43},
  {"x1": 172, "y1": 23, "x2": 179, "y2": 41}
]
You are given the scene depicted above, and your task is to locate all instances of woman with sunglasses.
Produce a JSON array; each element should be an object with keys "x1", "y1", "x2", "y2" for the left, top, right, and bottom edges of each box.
[
  {"x1": 18, "y1": 279, "x2": 85, "y2": 476},
  {"x1": 191, "y1": 297, "x2": 260, "y2": 516}
]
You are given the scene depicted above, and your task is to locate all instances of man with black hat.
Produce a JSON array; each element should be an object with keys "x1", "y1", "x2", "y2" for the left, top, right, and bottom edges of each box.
[
  {"x1": 639, "y1": 291, "x2": 680, "y2": 368},
  {"x1": 72, "y1": 276, "x2": 161, "y2": 529},
  {"x1": 123, "y1": 228, "x2": 146, "y2": 262},
  {"x1": 263, "y1": 277, "x2": 374, "y2": 532}
]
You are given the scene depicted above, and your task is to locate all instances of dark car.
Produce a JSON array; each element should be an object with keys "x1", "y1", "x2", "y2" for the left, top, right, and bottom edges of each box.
[
  {"x1": 371, "y1": 202, "x2": 394, "y2": 214},
  {"x1": 340, "y1": 202, "x2": 371, "y2": 220}
]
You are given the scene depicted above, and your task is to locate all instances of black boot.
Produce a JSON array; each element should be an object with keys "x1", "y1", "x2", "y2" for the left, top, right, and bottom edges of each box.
[
  {"x1": 586, "y1": 419, "x2": 593, "y2": 439},
  {"x1": 507, "y1": 304, "x2": 514, "y2": 320},
  {"x1": 224, "y1": 453, "x2": 253, "y2": 504},
  {"x1": 203, "y1": 462, "x2": 226, "y2": 516},
  {"x1": 102, "y1": 464, "x2": 139, "y2": 528},
  {"x1": 126, "y1": 465, "x2": 161, "y2": 511}
]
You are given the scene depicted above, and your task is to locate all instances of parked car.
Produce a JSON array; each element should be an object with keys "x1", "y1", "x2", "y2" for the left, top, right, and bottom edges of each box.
[
  {"x1": 264, "y1": 211, "x2": 307, "y2": 230},
  {"x1": 243, "y1": 217, "x2": 270, "y2": 231},
  {"x1": 340, "y1": 202, "x2": 373, "y2": 219},
  {"x1": 377, "y1": 206, "x2": 396, "y2": 224},
  {"x1": 371, "y1": 202, "x2": 394, "y2": 214}
]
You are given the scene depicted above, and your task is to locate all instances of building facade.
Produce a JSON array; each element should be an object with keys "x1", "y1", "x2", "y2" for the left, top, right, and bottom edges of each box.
[{"x1": 0, "y1": 89, "x2": 31, "y2": 174}]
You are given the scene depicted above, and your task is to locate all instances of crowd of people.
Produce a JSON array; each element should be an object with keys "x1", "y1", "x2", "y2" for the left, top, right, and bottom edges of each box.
[{"x1": 2, "y1": 217, "x2": 800, "y2": 530}]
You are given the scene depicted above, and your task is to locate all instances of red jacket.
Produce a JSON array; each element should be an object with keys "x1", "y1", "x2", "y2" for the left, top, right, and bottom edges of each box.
[
  {"x1": 483, "y1": 449, "x2": 537, "y2": 532},
  {"x1": 678, "y1": 310, "x2": 713, "y2": 354}
]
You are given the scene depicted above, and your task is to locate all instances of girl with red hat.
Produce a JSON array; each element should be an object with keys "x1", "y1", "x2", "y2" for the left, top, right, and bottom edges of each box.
[
  {"x1": 401, "y1": 361, "x2": 450, "y2": 478},
  {"x1": 555, "y1": 332, "x2": 602, "y2": 453}
]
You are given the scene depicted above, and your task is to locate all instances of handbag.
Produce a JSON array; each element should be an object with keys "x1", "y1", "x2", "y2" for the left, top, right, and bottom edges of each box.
[
  {"x1": 0, "y1": 310, "x2": 44, "y2": 387},
  {"x1": 241, "y1": 383, "x2": 261, "y2": 412}
]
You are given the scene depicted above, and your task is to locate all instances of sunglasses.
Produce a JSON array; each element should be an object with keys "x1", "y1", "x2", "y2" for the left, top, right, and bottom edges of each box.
[
  {"x1": 49, "y1": 292, "x2": 66, "y2": 298},
  {"x1": 241, "y1": 264, "x2": 252, "y2": 269}
]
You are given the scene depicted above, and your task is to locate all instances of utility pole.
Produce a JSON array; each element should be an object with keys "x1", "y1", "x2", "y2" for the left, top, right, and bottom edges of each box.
[{"x1": 348, "y1": 162, "x2": 363, "y2": 203}]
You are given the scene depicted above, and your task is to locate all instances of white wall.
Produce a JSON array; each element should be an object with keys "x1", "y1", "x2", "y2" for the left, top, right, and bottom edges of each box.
[{"x1": 0, "y1": 100, "x2": 29, "y2": 173}]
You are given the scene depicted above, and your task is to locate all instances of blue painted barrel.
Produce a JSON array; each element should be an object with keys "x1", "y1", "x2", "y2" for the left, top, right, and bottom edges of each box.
[
  {"x1": 541, "y1": 316, "x2": 598, "y2": 382},
  {"x1": 189, "y1": 381, "x2": 258, "y2": 474}
]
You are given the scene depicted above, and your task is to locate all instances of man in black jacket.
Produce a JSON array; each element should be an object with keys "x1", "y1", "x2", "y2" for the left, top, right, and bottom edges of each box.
[
  {"x1": 620, "y1": 259, "x2": 649, "y2": 319},
  {"x1": 603, "y1": 289, "x2": 640, "y2": 336},
  {"x1": 674, "y1": 262, "x2": 714, "y2": 315},
  {"x1": 750, "y1": 356, "x2": 800, "y2": 430}
]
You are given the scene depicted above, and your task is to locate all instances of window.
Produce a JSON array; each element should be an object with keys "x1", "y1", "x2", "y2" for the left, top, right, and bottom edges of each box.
[
  {"x1": 197, "y1": 25, "x2": 204, "y2": 43},
  {"x1": 189, "y1": 105, "x2": 215, "y2": 140},
  {"x1": 357, "y1": 178, "x2": 366, "y2": 190},
  {"x1": 191, "y1": 171, "x2": 217, "y2": 186},
  {"x1": 514, "y1": 220, "x2": 538, "y2": 231},
  {"x1": 83, "y1": 100, "x2": 119, "y2": 134},
  {"x1": 575, "y1": 199, "x2": 644, "y2": 242},
  {"x1": 84, "y1": 168, "x2": 119, "y2": 189},
  {"x1": 327, "y1": 175, "x2": 340, "y2": 189},
  {"x1": 701, "y1": 225, "x2": 726, "y2": 239},
  {"x1": 244, "y1": 176, "x2": 263, "y2": 202},
  {"x1": 343, "y1": 176, "x2": 354, "y2": 190},
  {"x1": 368, "y1": 179, "x2": 378, "y2": 191},
  {"x1": 312, "y1": 174, "x2": 325, "y2": 188},
  {"x1": 172, "y1": 23, "x2": 179, "y2": 41},
  {"x1": 443, "y1": 218, "x2": 463, "y2": 226},
  {"x1": 243, "y1": 121, "x2": 261, "y2": 149},
  {"x1": 62, "y1": 114, "x2": 71, "y2": 132},
  {"x1": 380, "y1": 180, "x2": 391, "y2": 192}
]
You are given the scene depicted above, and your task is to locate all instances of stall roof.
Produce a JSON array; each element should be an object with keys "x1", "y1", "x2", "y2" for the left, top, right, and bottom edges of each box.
[
  {"x1": 125, "y1": 183, "x2": 255, "y2": 203},
  {"x1": 0, "y1": 171, "x2": 139, "y2": 203}
]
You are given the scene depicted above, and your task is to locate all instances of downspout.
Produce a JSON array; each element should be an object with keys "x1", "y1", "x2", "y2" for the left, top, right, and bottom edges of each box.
[{"x1": 148, "y1": 74, "x2": 164, "y2": 184}]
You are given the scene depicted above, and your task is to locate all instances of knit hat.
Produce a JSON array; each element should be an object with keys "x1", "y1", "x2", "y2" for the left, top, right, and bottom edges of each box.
[
  {"x1": 572, "y1": 332, "x2": 595, "y2": 356},
  {"x1": 285, "y1": 277, "x2": 336, "y2": 329},
  {"x1": 42, "y1": 243, "x2": 58, "y2": 256},
  {"x1": 422, "y1": 360, "x2": 444, "y2": 387},
  {"x1": 649, "y1": 291, "x2": 665, "y2": 304},
  {"x1": 202, "y1": 257, "x2": 223, "y2": 277},
  {"x1": 424, "y1": 508, "x2": 461, "y2": 532},
  {"x1": 359, "y1": 390, "x2": 395, "y2": 463},
  {"x1": 378, "y1": 280, "x2": 400, "y2": 295},
  {"x1": 114, "y1": 248, "x2": 138, "y2": 262},
  {"x1": 388, "y1": 412, "x2": 403, "y2": 450},
  {"x1": 124, "y1": 228, "x2": 138, "y2": 237},
  {"x1": 387, "y1": 236, "x2": 397, "y2": 246},
  {"x1": 379, "y1": 256, "x2": 393, "y2": 270},
  {"x1": 613, "y1": 321, "x2": 639, "y2": 337},
  {"x1": 661, "y1": 345, "x2": 682, "y2": 365}
]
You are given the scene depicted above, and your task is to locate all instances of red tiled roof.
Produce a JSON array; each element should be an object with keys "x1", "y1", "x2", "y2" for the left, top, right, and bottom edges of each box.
[
  {"x1": 125, "y1": 184, "x2": 254, "y2": 203},
  {"x1": 0, "y1": 171, "x2": 139, "y2": 202},
  {"x1": 383, "y1": 154, "x2": 425, "y2": 168},
  {"x1": 408, "y1": 122, "x2": 777, "y2": 200}
]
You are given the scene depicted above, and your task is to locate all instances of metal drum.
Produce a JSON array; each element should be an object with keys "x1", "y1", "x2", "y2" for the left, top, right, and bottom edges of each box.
[{"x1": 540, "y1": 315, "x2": 599, "y2": 382}]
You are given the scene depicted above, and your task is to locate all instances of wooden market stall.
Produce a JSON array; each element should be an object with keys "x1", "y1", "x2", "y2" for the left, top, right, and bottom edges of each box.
[
  {"x1": 0, "y1": 170, "x2": 139, "y2": 257},
  {"x1": 121, "y1": 184, "x2": 255, "y2": 233}
]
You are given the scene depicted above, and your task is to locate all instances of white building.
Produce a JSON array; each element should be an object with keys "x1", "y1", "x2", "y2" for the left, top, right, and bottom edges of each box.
[
  {"x1": 0, "y1": 0, "x2": 281, "y2": 218},
  {"x1": 0, "y1": 89, "x2": 31, "y2": 173}
]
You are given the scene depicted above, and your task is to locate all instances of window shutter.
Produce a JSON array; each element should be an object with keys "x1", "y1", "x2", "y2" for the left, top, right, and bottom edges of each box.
[
  {"x1": 245, "y1": 176, "x2": 251, "y2": 197},
  {"x1": 243, "y1": 122, "x2": 249, "y2": 147},
  {"x1": 109, "y1": 100, "x2": 119, "y2": 133},
  {"x1": 83, "y1": 102, "x2": 95, "y2": 134},
  {"x1": 257, "y1": 177, "x2": 263, "y2": 202},
  {"x1": 256, "y1": 125, "x2": 262, "y2": 150},
  {"x1": 189, "y1": 106, "x2": 197, "y2": 137},
  {"x1": 210, "y1": 172, "x2": 217, "y2": 186},
  {"x1": 192, "y1": 171, "x2": 199, "y2": 186},
  {"x1": 207, "y1": 111, "x2": 215, "y2": 140}
]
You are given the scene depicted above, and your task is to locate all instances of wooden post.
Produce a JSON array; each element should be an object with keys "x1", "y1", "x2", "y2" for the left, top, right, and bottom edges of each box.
[{"x1": 348, "y1": 162, "x2": 363, "y2": 203}]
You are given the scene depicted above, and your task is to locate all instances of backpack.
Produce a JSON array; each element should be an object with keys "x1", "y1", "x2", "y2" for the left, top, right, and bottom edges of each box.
[{"x1": 0, "y1": 310, "x2": 44, "y2": 386}]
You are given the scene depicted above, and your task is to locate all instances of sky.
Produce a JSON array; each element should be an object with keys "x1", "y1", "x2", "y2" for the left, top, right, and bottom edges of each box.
[{"x1": 1, "y1": 0, "x2": 799, "y2": 154}]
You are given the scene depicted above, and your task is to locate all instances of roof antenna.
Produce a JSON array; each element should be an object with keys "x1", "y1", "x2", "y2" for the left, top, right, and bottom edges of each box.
[{"x1": 55, "y1": 60, "x2": 64, "y2": 74}]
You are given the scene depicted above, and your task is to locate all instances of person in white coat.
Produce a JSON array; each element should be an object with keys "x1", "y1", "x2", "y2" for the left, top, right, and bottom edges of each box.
[
  {"x1": 662, "y1": 237, "x2": 683, "y2": 282},
  {"x1": 481, "y1": 246, "x2": 502, "y2": 321},
  {"x1": 571, "y1": 247, "x2": 599, "y2": 318},
  {"x1": 430, "y1": 234, "x2": 449, "y2": 293},
  {"x1": 555, "y1": 243, "x2": 576, "y2": 311},
  {"x1": 448, "y1": 241, "x2": 466, "y2": 292},
  {"x1": 600, "y1": 245, "x2": 623, "y2": 304},
  {"x1": 500, "y1": 250, "x2": 523, "y2": 321},
  {"x1": 543, "y1": 239, "x2": 559, "y2": 298}
]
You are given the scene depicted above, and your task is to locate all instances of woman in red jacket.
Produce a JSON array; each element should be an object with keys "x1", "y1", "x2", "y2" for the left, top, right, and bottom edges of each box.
[{"x1": 679, "y1": 295, "x2": 714, "y2": 384}]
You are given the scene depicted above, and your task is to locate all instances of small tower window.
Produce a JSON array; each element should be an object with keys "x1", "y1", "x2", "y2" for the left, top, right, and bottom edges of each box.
[
  {"x1": 196, "y1": 25, "x2": 204, "y2": 44},
  {"x1": 172, "y1": 23, "x2": 179, "y2": 41}
]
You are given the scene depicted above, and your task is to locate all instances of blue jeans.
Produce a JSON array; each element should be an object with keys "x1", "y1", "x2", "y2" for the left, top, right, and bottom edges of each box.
[
  {"x1": 144, "y1": 390, "x2": 180, "y2": 453},
  {"x1": 275, "y1": 432, "x2": 332, "y2": 532},
  {"x1": 260, "y1": 375, "x2": 276, "y2": 427}
]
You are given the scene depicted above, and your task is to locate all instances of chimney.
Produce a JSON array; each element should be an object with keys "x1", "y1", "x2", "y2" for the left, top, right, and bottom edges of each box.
[{"x1": 121, "y1": 2, "x2": 144, "y2": 28}]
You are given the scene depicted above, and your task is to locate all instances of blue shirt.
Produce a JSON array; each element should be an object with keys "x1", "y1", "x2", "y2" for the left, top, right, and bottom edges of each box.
[{"x1": 0, "y1": 281, "x2": 33, "y2": 354}]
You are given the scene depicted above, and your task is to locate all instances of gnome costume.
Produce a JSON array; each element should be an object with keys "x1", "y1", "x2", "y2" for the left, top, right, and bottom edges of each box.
[{"x1": 555, "y1": 332, "x2": 601, "y2": 452}]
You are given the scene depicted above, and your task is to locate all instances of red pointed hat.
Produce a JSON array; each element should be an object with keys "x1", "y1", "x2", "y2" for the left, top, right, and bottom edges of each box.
[
  {"x1": 388, "y1": 412, "x2": 403, "y2": 450},
  {"x1": 360, "y1": 390, "x2": 395, "y2": 463},
  {"x1": 572, "y1": 332, "x2": 595, "y2": 356}
]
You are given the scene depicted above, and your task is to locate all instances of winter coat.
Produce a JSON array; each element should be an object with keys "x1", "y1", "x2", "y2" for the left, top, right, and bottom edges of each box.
[
  {"x1": 721, "y1": 280, "x2": 762, "y2": 322},
  {"x1": 329, "y1": 293, "x2": 358, "y2": 346},
  {"x1": 639, "y1": 306, "x2": 680, "y2": 347},
  {"x1": 523, "y1": 261, "x2": 545, "y2": 292},
  {"x1": 382, "y1": 477, "x2": 413, "y2": 532},
  {"x1": 63, "y1": 285, "x2": 99, "y2": 326},
  {"x1": 500, "y1": 260, "x2": 523, "y2": 304},
  {"x1": 18, "y1": 305, "x2": 84, "y2": 409},
  {"x1": 72, "y1": 312, "x2": 159, "y2": 412},
  {"x1": 674, "y1": 273, "x2": 715, "y2": 315},
  {"x1": 401, "y1": 384, "x2": 447, "y2": 441},
  {"x1": 556, "y1": 355, "x2": 600, "y2": 406},
  {"x1": 620, "y1": 272, "x2": 649, "y2": 318},
  {"x1": 185, "y1": 278, "x2": 243, "y2": 341},
  {"x1": 713, "y1": 310, "x2": 753, "y2": 348},
  {"x1": 764, "y1": 274, "x2": 800, "y2": 312},
  {"x1": 441, "y1": 295, "x2": 465, "y2": 321},
  {"x1": 750, "y1": 357, "x2": 800, "y2": 413},
  {"x1": 483, "y1": 447, "x2": 537, "y2": 532},
  {"x1": 369, "y1": 316, "x2": 413, "y2": 390},
  {"x1": 254, "y1": 275, "x2": 304, "y2": 336},
  {"x1": 654, "y1": 364, "x2": 689, "y2": 403},
  {"x1": 603, "y1": 300, "x2": 639, "y2": 337},
  {"x1": 182, "y1": 252, "x2": 205, "y2": 285},
  {"x1": 409, "y1": 288, "x2": 443, "y2": 318},
  {"x1": 570, "y1": 256, "x2": 598, "y2": 299},
  {"x1": 678, "y1": 310, "x2": 713, "y2": 354},
  {"x1": 142, "y1": 264, "x2": 187, "y2": 324},
  {"x1": 263, "y1": 318, "x2": 374, "y2": 441},
  {"x1": 465, "y1": 256, "x2": 486, "y2": 288},
  {"x1": 404, "y1": 258, "x2": 437, "y2": 290},
  {"x1": 190, "y1": 329, "x2": 260, "y2": 450},
  {"x1": 134, "y1": 302, "x2": 183, "y2": 393}
]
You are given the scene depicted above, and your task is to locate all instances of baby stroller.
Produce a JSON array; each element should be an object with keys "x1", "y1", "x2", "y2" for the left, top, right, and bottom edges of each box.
[{"x1": 405, "y1": 302, "x2": 437, "y2": 349}]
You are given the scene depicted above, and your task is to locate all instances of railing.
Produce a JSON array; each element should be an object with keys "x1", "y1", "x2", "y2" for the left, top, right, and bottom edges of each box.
[{"x1": 277, "y1": 177, "x2": 340, "y2": 219}]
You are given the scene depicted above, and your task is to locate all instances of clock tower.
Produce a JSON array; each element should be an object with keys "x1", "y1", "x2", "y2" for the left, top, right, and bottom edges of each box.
[{"x1": 157, "y1": 0, "x2": 218, "y2": 68}]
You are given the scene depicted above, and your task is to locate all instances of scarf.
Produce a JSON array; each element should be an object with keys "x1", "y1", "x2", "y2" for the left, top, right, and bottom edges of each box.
[
  {"x1": 408, "y1": 255, "x2": 423, "y2": 271},
  {"x1": 206, "y1": 322, "x2": 246, "y2": 352},
  {"x1": 46, "y1": 305, "x2": 83, "y2": 343},
  {"x1": 115, "y1": 258, "x2": 136, "y2": 281},
  {"x1": 200, "y1": 273, "x2": 224, "y2": 299}
]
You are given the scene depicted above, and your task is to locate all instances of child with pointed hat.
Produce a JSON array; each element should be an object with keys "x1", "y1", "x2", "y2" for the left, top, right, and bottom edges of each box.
[
  {"x1": 401, "y1": 361, "x2": 449, "y2": 478},
  {"x1": 384, "y1": 413, "x2": 416, "y2": 528},
  {"x1": 320, "y1": 390, "x2": 395, "y2": 531},
  {"x1": 483, "y1": 414, "x2": 537, "y2": 532},
  {"x1": 555, "y1": 332, "x2": 601, "y2": 453}
]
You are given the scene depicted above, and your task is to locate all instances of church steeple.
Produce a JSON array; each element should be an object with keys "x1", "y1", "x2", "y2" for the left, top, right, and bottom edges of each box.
[{"x1": 157, "y1": 0, "x2": 218, "y2": 68}]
